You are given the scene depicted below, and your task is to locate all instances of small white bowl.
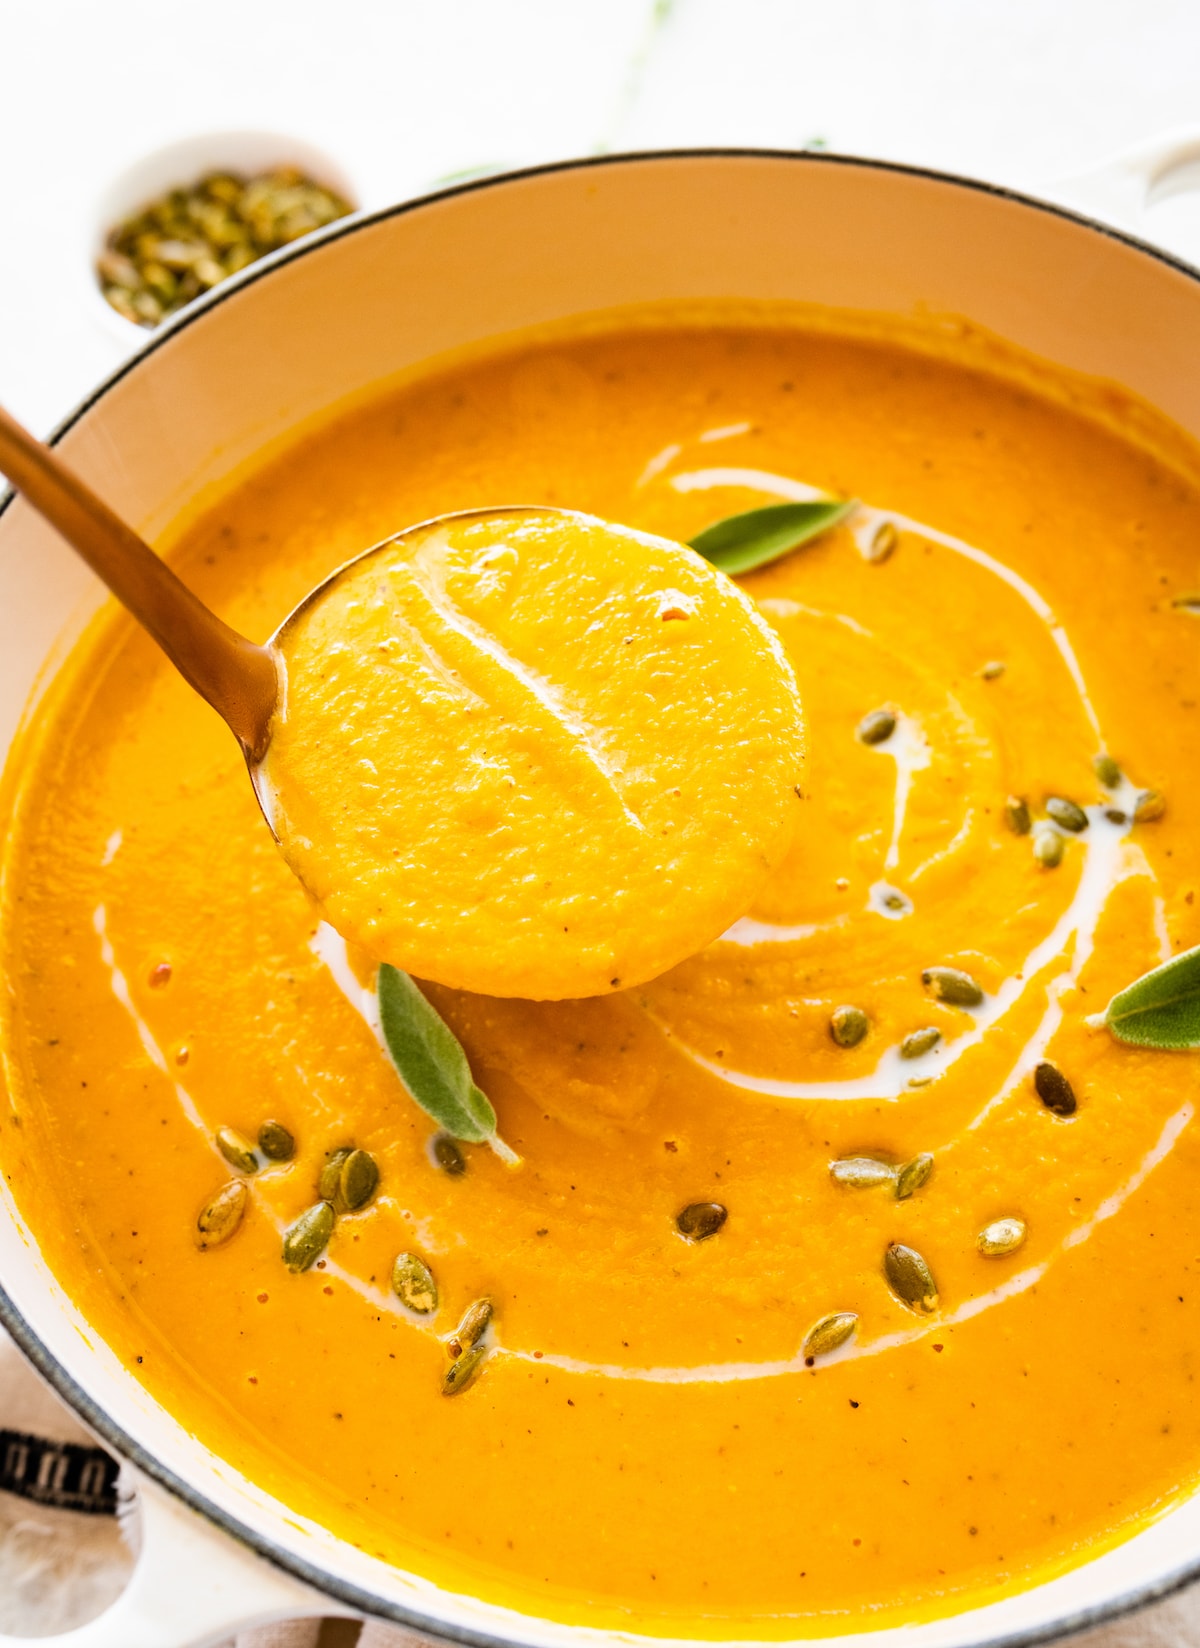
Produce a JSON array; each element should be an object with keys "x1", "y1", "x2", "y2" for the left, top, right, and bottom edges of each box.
[{"x1": 87, "y1": 128, "x2": 361, "y2": 355}]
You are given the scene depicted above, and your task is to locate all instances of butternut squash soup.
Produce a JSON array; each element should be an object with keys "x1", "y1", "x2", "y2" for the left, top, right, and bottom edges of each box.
[
  {"x1": 2, "y1": 311, "x2": 1199, "y2": 1637},
  {"x1": 260, "y1": 506, "x2": 805, "y2": 1000}
]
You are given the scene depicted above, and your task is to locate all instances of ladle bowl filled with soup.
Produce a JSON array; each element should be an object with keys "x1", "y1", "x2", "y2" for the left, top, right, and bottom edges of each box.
[{"x1": 1, "y1": 151, "x2": 1199, "y2": 1648}]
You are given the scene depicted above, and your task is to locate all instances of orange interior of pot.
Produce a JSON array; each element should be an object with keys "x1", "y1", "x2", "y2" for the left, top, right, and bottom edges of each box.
[{"x1": 1, "y1": 307, "x2": 1199, "y2": 1637}]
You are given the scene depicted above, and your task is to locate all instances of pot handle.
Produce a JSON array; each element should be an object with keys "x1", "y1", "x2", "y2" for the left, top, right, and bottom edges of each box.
[
  {"x1": 0, "y1": 1473, "x2": 357, "y2": 1648},
  {"x1": 1046, "y1": 125, "x2": 1200, "y2": 231}
]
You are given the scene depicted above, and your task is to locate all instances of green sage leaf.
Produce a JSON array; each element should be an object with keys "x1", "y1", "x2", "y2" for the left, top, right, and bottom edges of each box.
[
  {"x1": 688, "y1": 498, "x2": 856, "y2": 576},
  {"x1": 377, "y1": 964, "x2": 497, "y2": 1140},
  {"x1": 1102, "y1": 944, "x2": 1200, "y2": 1050}
]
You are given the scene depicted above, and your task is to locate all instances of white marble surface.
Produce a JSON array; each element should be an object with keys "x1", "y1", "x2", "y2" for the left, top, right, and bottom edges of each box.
[{"x1": 5, "y1": 1, "x2": 1200, "y2": 431}]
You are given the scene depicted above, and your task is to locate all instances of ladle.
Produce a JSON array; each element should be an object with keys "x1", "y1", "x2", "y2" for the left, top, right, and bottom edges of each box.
[
  {"x1": 0, "y1": 401, "x2": 280, "y2": 759},
  {"x1": 0, "y1": 399, "x2": 806, "y2": 1001},
  {"x1": 0, "y1": 399, "x2": 569, "y2": 832},
  {"x1": 0, "y1": 399, "x2": 545, "y2": 770}
]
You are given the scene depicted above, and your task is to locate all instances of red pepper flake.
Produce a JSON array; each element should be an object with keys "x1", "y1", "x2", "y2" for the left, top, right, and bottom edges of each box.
[
  {"x1": 256, "y1": 1293, "x2": 269, "y2": 1304},
  {"x1": 322, "y1": 1285, "x2": 334, "y2": 1296},
  {"x1": 663, "y1": 1140, "x2": 678, "y2": 1153},
  {"x1": 175, "y1": 1045, "x2": 189, "y2": 1066},
  {"x1": 932, "y1": 1343, "x2": 944, "y2": 1353},
  {"x1": 148, "y1": 962, "x2": 172, "y2": 988},
  {"x1": 533, "y1": 1351, "x2": 543, "y2": 1359},
  {"x1": 849, "y1": 1399, "x2": 859, "y2": 1408}
]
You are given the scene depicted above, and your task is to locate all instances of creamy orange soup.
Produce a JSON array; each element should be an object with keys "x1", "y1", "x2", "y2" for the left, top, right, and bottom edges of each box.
[
  {"x1": 262, "y1": 506, "x2": 805, "y2": 999},
  {"x1": 2, "y1": 313, "x2": 1199, "y2": 1637}
]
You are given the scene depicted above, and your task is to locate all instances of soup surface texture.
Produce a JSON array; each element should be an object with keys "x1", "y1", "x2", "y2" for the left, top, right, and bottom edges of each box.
[
  {"x1": 2, "y1": 314, "x2": 1200, "y2": 1637},
  {"x1": 261, "y1": 506, "x2": 805, "y2": 999}
]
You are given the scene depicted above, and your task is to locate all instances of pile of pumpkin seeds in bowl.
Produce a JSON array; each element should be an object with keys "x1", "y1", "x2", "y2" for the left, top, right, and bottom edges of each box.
[{"x1": 97, "y1": 167, "x2": 353, "y2": 328}]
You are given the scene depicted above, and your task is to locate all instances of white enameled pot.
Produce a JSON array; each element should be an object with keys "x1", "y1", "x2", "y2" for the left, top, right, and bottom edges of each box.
[{"x1": 3, "y1": 143, "x2": 1200, "y2": 1648}]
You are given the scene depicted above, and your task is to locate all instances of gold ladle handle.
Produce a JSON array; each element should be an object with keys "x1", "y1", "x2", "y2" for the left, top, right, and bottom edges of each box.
[{"x1": 0, "y1": 402, "x2": 278, "y2": 758}]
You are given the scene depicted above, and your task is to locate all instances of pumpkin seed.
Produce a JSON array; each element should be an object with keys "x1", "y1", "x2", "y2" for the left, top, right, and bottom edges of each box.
[
  {"x1": 153, "y1": 238, "x2": 205, "y2": 270},
  {"x1": 895, "y1": 1153, "x2": 934, "y2": 1200},
  {"x1": 432, "y1": 1134, "x2": 466, "y2": 1176},
  {"x1": 1133, "y1": 789, "x2": 1166, "y2": 824},
  {"x1": 140, "y1": 262, "x2": 177, "y2": 305},
  {"x1": 258, "y1": 1119, "x2": 294, "y2": 1162},
  {"x1": 1033, "y1": 1060, "x2": 1077, "y2": 1116},
  {"x1": 922, "y1": 967, "x2": 983, "y2": 1008},
  {"x1": 131, "y1": 291, "x2": 162, "y2": 324},
  {"x1": 318, "y1": 1147, "x2": 352, "y2": 1202},
  {"x1": 391, "y1": 1252, "x2": 438, "y2": 1315},
  {"x1": 867, "y1": 520, "x2": 897, "y2": 563},
  {"x1": 103, "y1": 289, "x2": 142, "y2": 324},
  {"x1": 98, "y1": 168, "x2": 353, "y2": 328},
  {"x1": 205, "y1": 173, "x2": 242, "y2": 205},
  {"x1": 1032, "y1": 823, "x2": 1064, "y2": 868},
  {"x1": 829, "y1": 1005, "x2": 869, "y2": 1048},
  {"x1": 1004, "y1": 795, "x2": 1031, "y2": 835},
  {"x1": 978, "y1": 1216, "x2": 1026, "y2": 1256},
  {"x1": 1093, "y1": 753, "x2": 1122, "y2": 789},
  {"x1": 1046, "y1": 796, "x2": 1088, "y2": 833},
  {"x1": 442, "y1": 1342, "x2": 487, "y2": 1396},
  {"x1": 830, "y1": 1156, "x2": 896, "y2": 1188},
  {"x1": 195, "y1": 1179, "x2": 248, "y2": 1249},
  {"x1": 339, "y1": 1149, "x2": 379, "y2": 1212},
  {"x1": 900, "y1": 1026, "x2": 941, "y2": 1059},
  {"x1": 979, "y1": 660, "x2": 1006, "y2": 680},
  {"x1": 282, "y1": 1201, "x2": 335, "y2": 1272},
  {"x1": 224, "y1": 241, "x2": 256, "y2": 275},
  {"x1": 884, "y1": 1243, "x2": 939, "y2": 1313},
  {"x1": 215, "y1": 1126, "x2": 258, "y2": 1174},
  {"x1": 676, "y1": 1201, "x2": 727, "y2": 1240},
  {"x1": 803, "y1": 1311, "x2": 858, "y2": 1358},
  {"x1": 449, "y1": 1297, "x2": 493, "y2": 1355},
  {"x1": 96, "y1": 249, "x2": 140, "y2": 288},
  {"x1": 857, "y1": 707, "x2": 897, "y2": 746}
]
